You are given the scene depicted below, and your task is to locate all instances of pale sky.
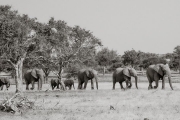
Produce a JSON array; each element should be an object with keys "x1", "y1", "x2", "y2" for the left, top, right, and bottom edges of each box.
[{"x1": 1, "y1": 0, "x2": 180, "y2": 55}]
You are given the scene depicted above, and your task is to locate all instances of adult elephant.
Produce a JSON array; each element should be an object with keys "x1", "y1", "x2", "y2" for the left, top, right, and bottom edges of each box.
[
  {"x1": 146, "y1": 64, "x2": 173, "y2": 90},
  {"x1": 112, "y1": 67, "x2": 138, "y2": 90},
  {"x1": 77, "y1": 68, "x2": 98, "y2": 90},
  {"x1": 24, "y1": 69, "x2": 44, "y2": 90},
  {"x1": 0, "y1": 77, "x2": 10, "y2": 90}
]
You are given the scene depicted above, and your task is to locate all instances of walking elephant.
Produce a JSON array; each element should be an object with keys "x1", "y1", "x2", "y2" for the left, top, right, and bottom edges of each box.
[
  {"x1": 64, "y1": 79, "x2": 75, "y2": 90},
  {"x1": 51, "y1": 79, "x2": 60, "y2": 90},
  {"x1": 24, "y1": 69, "x2": 45, "y2": 90},
  {"x1": 0, "y1": 77, "x2": 10, "y2": 90},
  {"x1": 77, "y1": 68, "x2": 98, "y2": 90},
  {"x1": 112, "y1": 67, "x2": 138, "y2": 90},
  {"x1": 146, "y1": 64, "x2": 173, "y2": 90}
]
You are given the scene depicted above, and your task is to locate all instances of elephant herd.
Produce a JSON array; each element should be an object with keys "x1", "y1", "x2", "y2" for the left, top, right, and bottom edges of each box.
[
  {"x1": 0, "y1": 63, "x2": 174, "y2": 91},
  {"x1": 113, "y1": 63, "x2": 173, "y2": 90}
]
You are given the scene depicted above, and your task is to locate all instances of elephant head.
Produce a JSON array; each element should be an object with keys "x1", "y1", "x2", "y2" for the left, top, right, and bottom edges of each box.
[
  {"x1": 123, "y1": 67, "x2": 138, "y2": 89},
  {"x1": 85, "y1": 69, "x2": 98, "y2": 89},
  {"x1": 31, "y1": 68, "x2": 44, "y2": 90},
  {"x1": 153, "y1": 64, "x2": 173, "y2": 90}
]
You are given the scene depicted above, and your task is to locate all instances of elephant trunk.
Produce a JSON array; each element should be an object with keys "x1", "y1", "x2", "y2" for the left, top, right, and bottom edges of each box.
[
  {"x1": 167, "y1": 76, "x2": 173, "y2": 90},
  {"x1": 134, "y1": 76, "x2": 138, "y2": 89},
  {"x1": 94, "y1": 76, "x2": 98, "y2": 90}
]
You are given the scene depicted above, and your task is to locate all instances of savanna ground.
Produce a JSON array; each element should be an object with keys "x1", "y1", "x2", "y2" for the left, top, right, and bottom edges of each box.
[{"x1": 0, "y1": 74, "x2": 180, "y2": 120}]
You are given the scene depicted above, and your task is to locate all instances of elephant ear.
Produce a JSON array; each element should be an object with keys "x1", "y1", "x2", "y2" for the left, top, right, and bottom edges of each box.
[
  {"x1": 85, "y1": 69, "x2": 94, "y2": 78},
  {"x1": 123, "y1": 68, "x2": 131, "y2": 77},
  {"x1": 0, "y1": 78, "x2": 6, "y2": 83},
  {"x1": 92, "y1": 69, "x2": 98, "y2": 76},
  {"x1": 129, "y1": 68, "x2": 137, "y2": 77},
  {"x1": 31, "y1": 69, "x2": 38, "y2": 79},
  {"x1": 153, "y1": 64, "x2": 164, "y2": 76}
]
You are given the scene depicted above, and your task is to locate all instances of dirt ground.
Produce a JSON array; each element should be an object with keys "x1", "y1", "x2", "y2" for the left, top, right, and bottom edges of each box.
[{"x1": 0, "y1": 82, "x2": 180, "y2": 120}]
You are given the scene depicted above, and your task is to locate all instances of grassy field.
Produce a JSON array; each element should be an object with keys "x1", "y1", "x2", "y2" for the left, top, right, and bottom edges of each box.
[{"x1": 0, "y1": 80, "x2": 180, "y2": 120}]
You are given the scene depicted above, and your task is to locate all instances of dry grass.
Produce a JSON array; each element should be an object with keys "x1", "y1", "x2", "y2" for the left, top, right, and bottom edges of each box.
[{"x1": 0, "y1": 81, "x2": 180, "y2": 120}]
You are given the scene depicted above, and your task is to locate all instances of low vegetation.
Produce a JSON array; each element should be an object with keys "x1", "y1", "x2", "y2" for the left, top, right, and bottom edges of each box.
[{"x1": 0, "y1": 82, "x2": 180, "y2": 120}]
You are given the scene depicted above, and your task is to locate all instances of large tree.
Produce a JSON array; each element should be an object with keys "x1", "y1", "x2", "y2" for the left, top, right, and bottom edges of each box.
[
  {"x1": 0, "y1": 5, "x2": 52, "y2": 92},
  {"x1": 173, "y1": 45, "x2": 180, "y2": 72},
  {"x1": 39, "y1": 19, "x2": 102, "y2": 89}
]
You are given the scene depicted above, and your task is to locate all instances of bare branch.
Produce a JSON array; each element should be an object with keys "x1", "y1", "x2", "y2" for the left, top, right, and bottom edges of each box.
[{"x1": 7, "y1": 60, "x2": 16, "y2": 69}]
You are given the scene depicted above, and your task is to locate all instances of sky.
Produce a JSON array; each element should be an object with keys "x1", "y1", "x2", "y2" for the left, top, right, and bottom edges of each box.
[{"x1": 1, "y1": 0, "x2": 180, "y2": 55}]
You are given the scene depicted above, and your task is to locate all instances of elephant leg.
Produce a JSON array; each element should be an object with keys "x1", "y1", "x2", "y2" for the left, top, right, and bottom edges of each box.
[
  {"x1": 84, "y1": 80, "x2": 88, "y2": 89},
  {"x1": 1, "y1": 85, "x2": 3, "y2": 90},
  {"x1": 38, "y1": 77, "x2": 43, "y2": 90},
  {"x1": 69, "y1": 85, "x2": 72, "y2": 90},
  {"x1": 154, "y1": 80, "x2": 159, "y2": 89},
  {"x1": 6, "y1": 84, "x2": 9, "y2": 90},
  {"x1": 91, "y1": 79, "x2": 94, "y2": 90},
  {"x1": 38, "y1": 81, "x2": 40, "y2": 90},
  {"x1": 57, "y1": 83, "x2": 60, "y2": 89},
  {"x1": 128, "y1": 80, "x2": 132, "y2": 89},
  {"x1": 125, "y1": 80, "x2": 129, "y2": 90},
  {"x1": 73, "y1": 84, "x2": 75, "y2": 89},
  {"x1": 149, "y1": 81, "x2": 153, "y2": 89},
  {"x1": 31, "y1": 81, "x2": 35, "y2": 90},
  {"x1": 80, "y1": 82, "x2": 84, "y2": 89},
  {"x1": 112, "y1": 82, "x2": 116, "y2": 90},
  {"x1": 154, "y1": 73, "x2": 159, "y2": 89},
  {"x1": 26, "y1": 83, "x2": 29, "y2": 90},
  {"x1": 78, "y1": 83, "x2": 81, "y2": 89},
  {"x1": 119, "y1": 82, "x2": 125, "y2": 90},
  {"x1": 162, "y1": 78, "x2": 165, "y2": 89},
  {"x1": 147, "y1": 75, "x2": 153, "y2": 90}
]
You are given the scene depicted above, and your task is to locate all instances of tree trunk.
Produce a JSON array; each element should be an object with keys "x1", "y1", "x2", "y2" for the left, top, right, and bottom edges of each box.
[
  {"x1": 14, "y1": 58, "x2": 24, "y2": 93},
  {"x1": 58, "y1": 65, "x2": 65, "y2": 90},
  {"x1": 45, "y1": 76, "x2": 48, "y2": 84}
]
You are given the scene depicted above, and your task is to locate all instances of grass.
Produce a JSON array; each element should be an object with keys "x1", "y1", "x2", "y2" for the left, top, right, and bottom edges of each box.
[{"x1": 0, "y1": 82, "x2": 180, "y2": 120}]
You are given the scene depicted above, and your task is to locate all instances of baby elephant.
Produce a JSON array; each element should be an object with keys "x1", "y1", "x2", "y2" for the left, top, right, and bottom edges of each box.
[
  {"x1": 0, "y1": 77, "x2": 10, "y2": 90},
  {"x1": 64, "y1": 79, "x2": 75, "y2": 90},
  {"x1": 51, "y1": 79, "x2": 60, "y2": 90}
]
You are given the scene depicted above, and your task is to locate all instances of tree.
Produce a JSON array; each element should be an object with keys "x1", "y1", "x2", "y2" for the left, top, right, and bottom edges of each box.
[
  {"x1": 0, "y1": 6, "x2": 37, "y2": 92},
  {"x1": 173, "y1": 45, "x2": 180, "y2": 72},
  {"x1": 122, "y1": 49, "x2": 139, "y2": 67},
  {"x1": 44, "y1": 20, "x2": 102, "y2": 89},
  {"x1": 0, "y1": 5, "x2": 53, "y2": 92},
  {"x1": 96, "y1": 48, "x2": 121, "y2": 74}
]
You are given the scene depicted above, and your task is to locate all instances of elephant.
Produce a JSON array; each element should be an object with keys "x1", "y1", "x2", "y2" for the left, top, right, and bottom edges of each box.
[
  {"x1": 146, "y1": 64, "x2": 173, "y2": 90},
  {"x1": 0, "y1": 77, "x2": 10, "y2": 90},
  {"x1": 50, "y1": 79, "x2": 60, "y2": 90},
  {"x1": 64, "y1": 79, "x2": 75, "y2": 90},
  {"x1": 112, "y1": 67, "x2": 138, "y2": 90},
  {"x1": 77, "y1": 68, "x2": 98, "y2": 90},
  {"x1": 24, "y1": 69, "x2": 45, "y2": 90}
]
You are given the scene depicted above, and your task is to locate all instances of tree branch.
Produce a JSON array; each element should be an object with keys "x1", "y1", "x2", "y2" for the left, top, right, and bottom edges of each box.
[{"x1": 7, "y1": 60, "x2": 16, "y2": 69}]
